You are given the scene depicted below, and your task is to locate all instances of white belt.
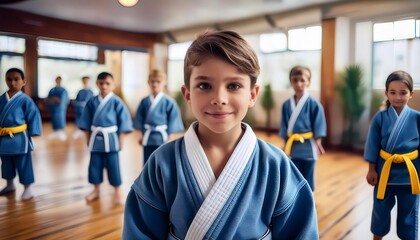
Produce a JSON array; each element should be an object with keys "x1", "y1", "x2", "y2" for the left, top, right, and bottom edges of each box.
[
  {"x1": 142, "y1": 124, "x2": 168, "y2": 146},
  {"x1": 89, "y1": 125, "x2": 118, "y2": 152}
]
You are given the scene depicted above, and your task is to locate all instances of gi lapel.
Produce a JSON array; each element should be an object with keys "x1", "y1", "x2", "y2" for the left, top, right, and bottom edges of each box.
[
  {"x1": 184, "y1": 122, "x2": 257, "y2": 240},
  {"x1": 92, "y1": 92, "x2": 114, "y2": 124},
  {"x1": 287, "y1": 91, "x2": 309, "y2": 134},
  {"x1": 145, "y1": 92, "x2": 164, "y2": 123},
  {"x1": 386, "y1": 105, "x2": 409, "y2": 152},
  {"x1": 0, "y1": 91, "x2": 24, "y2": 125}
]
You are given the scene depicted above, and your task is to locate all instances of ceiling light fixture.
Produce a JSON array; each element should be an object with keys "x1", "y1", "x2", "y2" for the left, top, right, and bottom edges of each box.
[{"x1": 118, "y1": 0, "x2": 139, "y2": 7}]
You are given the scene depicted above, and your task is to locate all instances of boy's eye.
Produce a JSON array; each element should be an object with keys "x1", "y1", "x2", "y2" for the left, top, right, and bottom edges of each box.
[
  {"x1": 228, "y1": 83, "x2": 241, "y2": 90},
  {"x1": 198, "y1": 83, "x2": 211, "y2": 90}
]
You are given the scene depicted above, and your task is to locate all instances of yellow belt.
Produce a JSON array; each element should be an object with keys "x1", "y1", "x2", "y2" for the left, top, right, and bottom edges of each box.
[
  {"x1": 0, "y1": 124, "x2": 27, "y2": 138},
  {"x1": 377, "y1": 149, "x2": 419, "y2": 199},
  {"x1": 284, "y1": 131, "x2": 314, "y2": 156}
]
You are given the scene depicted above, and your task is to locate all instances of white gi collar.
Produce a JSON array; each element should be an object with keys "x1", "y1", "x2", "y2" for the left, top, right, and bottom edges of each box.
[
  {"x1": 184, "y1": 121, "x2": 257, "y2": 240},
  {"x1": 287, "y1": 90, "x2": 310, "y2": 134},
  {"x1": 6, "y1": 91, "x2": 23, "y2": 102}
]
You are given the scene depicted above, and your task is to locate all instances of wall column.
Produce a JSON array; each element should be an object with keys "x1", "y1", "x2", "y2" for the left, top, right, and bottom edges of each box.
[
  {"x1": 24, "y1": 36, "x2": 38, "y2": 97},
  {"x1": 320, "y1": 18, "x2": 336, "y2": 147}
]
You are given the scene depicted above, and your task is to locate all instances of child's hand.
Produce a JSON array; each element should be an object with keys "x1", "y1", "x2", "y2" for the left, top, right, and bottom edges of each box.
[
  {"x1": 316, "y1": 138, "x2": 325, "y2": 155},
  {"x1": 85, "y1": 132, "x2": 90, "y2": 147},
  {"x1": 49, "y1": 96, "x2": 60, "y2": 104},
  {"x1": 366, "y1": 170, "x2": 378, "y2": 186},
  {"x1": 137, "y1": 131, "x2": 143, "y2": 145},
  {"x1": 119, "y1": 135, "x2": 125, "y2": 150}
]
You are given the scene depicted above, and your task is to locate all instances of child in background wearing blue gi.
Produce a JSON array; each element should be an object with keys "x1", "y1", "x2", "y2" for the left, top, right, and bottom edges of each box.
[
  {"x1": 123, "y1": 30, "x2": 318, "y2": 239},
  {"x1": 46, "y1": 76, "x2": 68, "y2": 141},
  {"x1": 72, "y1": 76, "x2": 93, "y2": 139},
  {"x1": 133, "y1": 69, "x2": 184, "y2": 165},
  {"x1": 365, "y1": 71, "x2": 420, "y2": 240},
  {"x1": 0, "y1": 68, "x2": 42, "y2": 200},
  {"x1": 279, "y1": 66, "x2": 326, "y2": 191},
  {"x1": 79, "y1": 72, "x2": 133, "y2": 204}
]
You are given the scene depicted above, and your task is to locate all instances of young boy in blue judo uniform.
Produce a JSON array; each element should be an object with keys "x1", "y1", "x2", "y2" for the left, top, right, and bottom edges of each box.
[
  {"x1": 279, "y1": 66, "x2": 326, "y2": 191},
  {"x1": 79, "y1": 72, "x2": 133, "y2": 204},
  {"x1": 0, "y1": 68, "x2": 42, "y2": 200},
  {"x1": 46, "y1": 76, "x2": 68, "y2": 141},
  {"x1": 123, "y1": 30, "x2": 318, "y2": 239},
  {"x1": 365, "y1": 71, "x2": 420, "y2": 240},
  {"x1": 133, "y1": 69, "x2": 184, "y2": 164},
  {"x1": 72, "y1": 76, "x2": 93, "y2": 139}
]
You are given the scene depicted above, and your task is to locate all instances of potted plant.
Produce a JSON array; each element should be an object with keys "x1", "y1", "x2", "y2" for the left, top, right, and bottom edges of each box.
[
  {"x1": 337, "y1": 64, "x2": 366, "y2": 149},
  {"x1": 174, "y1": 91, "x2": 187, "y2": 127},
  {"x1": 261, "y1": 83, "x2": 275, "y2": 135}
]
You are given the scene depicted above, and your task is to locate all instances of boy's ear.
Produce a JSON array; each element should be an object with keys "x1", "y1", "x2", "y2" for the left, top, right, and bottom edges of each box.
[
  {"x1": 181, "y1": 85, "x2": 191, "y2": 103},
  {"x1": 22, "y1": 79, "x2": 27, "y2": 87},
  {"x1": 249, "y1": 84, "x2": 259, "y2": 108}
]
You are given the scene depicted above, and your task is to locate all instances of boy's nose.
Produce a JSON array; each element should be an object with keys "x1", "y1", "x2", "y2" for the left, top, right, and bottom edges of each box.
[{"x1": 211, "y1": 89, "x2": 228, "y2": 105}]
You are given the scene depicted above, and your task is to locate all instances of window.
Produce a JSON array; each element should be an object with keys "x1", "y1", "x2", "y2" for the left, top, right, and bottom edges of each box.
[
  {"x1": 373, "y1": 22, "x2": 394, "y2": 41},
  {"x1": 288, "y1": 26, "x2": 322, "y2": 51},
  {"x1": 0, "y1": 36, "x2": 25, "y2": 53},
  {"x1": 168, "y1": 41, "x2": 191, "y2": 60},
  {"x1": 0, "y1": 36, "x2": 25, "y2": 91},
  {"x1": 167, "y1": 41, "x2": 191, "y2": 92},
  {"x1": 38, "y1": 58, "x2": 102, "y2": 98},
  {"x1": 372, "y1": 39, "x2": 420, "y2": 88},
  {"x1": 373, "y1": 19, "x2": 417, "y2": 42},
  {"x1": 394, "y1": 19, "x2": 415, "y2": 40},
  {"x1": 257, "y1": 27, "x2": 322, "y2": 91},
  {"x1": 37, "y1": 39, "x2": 101, "y2": 98},
  {"x1": 38, "y1": 39, "x2": 98, "y2": 60},
  {"x1": 372, "y1": 19, "x2": 420, "y2": 88},
  {"x1": 121, "y1": 50, "x2": 149, "y2": 113},
  {"x1": 259, "y1": 33, "x2": 287, "y2": 53}
]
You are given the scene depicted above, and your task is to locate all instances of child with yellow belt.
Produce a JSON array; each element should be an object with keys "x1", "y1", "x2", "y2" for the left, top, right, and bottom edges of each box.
[
  {"x1": 365, "y1": 70, "x2": 420, "y2": 240},
  {"x1": 0, "y1": 68, "x2": 42, "y2": 200},
  {"x1": 279, "y1": 66, "x2": 326, "y2": 191}
]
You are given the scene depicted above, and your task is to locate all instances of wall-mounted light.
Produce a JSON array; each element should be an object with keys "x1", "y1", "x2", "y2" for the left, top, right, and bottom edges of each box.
[{"x1": 118, "y1": 0, "x2": 139, "y2": 7}]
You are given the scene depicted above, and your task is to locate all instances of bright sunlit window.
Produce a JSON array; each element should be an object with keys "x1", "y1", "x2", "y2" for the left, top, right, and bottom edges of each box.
[
  {"x1": 38, "y1": 39, "x2": 98, "y2": 60},
  {"x1": 373, "y1": 22, "x2": 394, "y2": 41},
  {"x1": 374, "y1": 19, "x2": 416, "y2": 42},
  {"x1": 416, "y1": 20, "x2": 420, "y2": 38},
  {"x1": 288, "y1": 26, "x2": 321, "y2": 51},
  {"x1": 259, "y1": 32, "x2": 287, "y2": 53},
  {"x1": 394, "y1": 19, "x2": 415, "y2": 40},
  {"x1": 168, "y1": 41, "x2": 192, "y2": 60},
  {"x1": 0, "y1": 36, "x2": 25, "y2": 53}
]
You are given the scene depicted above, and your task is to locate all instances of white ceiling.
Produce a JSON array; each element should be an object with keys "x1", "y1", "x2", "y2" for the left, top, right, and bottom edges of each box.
[{"x1": 0, "y1": 0, "x2": 346, "y2": 33}]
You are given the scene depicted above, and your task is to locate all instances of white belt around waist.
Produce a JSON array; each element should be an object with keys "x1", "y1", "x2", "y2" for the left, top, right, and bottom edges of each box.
[
  {"x1": 89, "y1": 125, "x2": 118, "y2": 152},
  {"x1": 142, "y1": 124, "x2": 168, "y2": 146}
]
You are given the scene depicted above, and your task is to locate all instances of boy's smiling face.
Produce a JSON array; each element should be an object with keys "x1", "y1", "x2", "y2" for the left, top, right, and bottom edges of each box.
[{"x1": 182, "y1": 56, "x2": 259, "y2": 135}]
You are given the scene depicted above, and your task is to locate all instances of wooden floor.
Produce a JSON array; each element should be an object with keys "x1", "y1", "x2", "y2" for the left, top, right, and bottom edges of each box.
[{"x1": 0, "y1": 123, "x2": 408, "y2": 239}]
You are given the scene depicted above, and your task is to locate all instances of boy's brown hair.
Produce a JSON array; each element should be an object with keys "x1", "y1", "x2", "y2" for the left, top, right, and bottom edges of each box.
[
  {"x1": 148, "y1": 69, "x2": 166, "y2": 81},
  {"x1": 184, "y1": 30, "x2": 260, "y2": 88},
  {"x1": 289, "y1": 65, "x2": 311, "y2": 82}
]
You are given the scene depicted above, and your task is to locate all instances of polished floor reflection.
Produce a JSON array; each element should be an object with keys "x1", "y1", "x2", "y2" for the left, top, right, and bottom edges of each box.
[{"x1": 0, "y1": 123, "x2": 406, "y2": 239}]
